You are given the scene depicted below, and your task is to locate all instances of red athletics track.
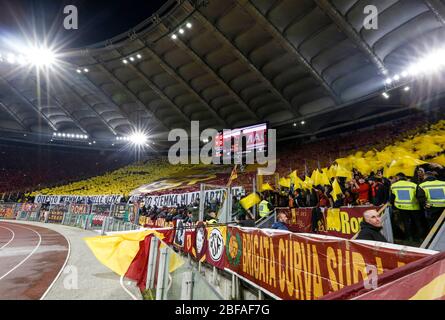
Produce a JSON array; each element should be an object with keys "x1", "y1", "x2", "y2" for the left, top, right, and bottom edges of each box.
[{"x1": 0, "y1": 221, "x2": 69, "y2": 300}]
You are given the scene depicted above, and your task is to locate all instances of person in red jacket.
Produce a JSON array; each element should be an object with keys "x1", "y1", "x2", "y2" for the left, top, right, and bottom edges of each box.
[{"x1": 352, "y1": 177, "x2": 370, "y2": 205}]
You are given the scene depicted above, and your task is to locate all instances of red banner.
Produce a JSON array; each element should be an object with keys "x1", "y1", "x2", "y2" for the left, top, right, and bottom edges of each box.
[
  {"x1": 224, "y1": 226, "x2": 434, "y2": 300},
  {"x1": 205, "y1": 226, "x2": 227, "y2": 269},
  {"x1": 280, "y1": 206, "x2": 381, "y2": 239}
]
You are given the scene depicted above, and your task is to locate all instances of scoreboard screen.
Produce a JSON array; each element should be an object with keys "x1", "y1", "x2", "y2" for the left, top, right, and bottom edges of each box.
[{"x1": 213, "y1": 123, "x2": 267, "y2": 163}]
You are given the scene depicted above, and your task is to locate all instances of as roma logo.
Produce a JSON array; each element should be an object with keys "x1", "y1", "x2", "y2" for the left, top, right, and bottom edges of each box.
[{"x1": 226, "y1": 230, "x2": 242, "y2": 267}]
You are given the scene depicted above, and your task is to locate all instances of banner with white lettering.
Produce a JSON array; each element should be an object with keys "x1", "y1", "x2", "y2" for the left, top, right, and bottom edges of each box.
[
  {"x1": 34, "y1": 195, "x2": 122, "y2": 205},
  {"x1": 139, "y1": 187, "x2": 244, "y2": 208}
]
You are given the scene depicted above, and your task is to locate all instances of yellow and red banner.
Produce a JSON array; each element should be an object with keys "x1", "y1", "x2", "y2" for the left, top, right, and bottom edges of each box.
[
  {"x1": 322, "y1": 252, "x2": 445, "y2": 300},
  {"x1": 224, "y1": 227, "x2": 434, "y2": 300},
  {"x1": 279, "y1": 206, "x2": 381, "y2": 239}
]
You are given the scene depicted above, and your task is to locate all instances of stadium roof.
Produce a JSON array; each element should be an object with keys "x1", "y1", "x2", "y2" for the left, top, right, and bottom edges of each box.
[{"x1": 1, "y1": 0, "x2": 445, "y2": 148}]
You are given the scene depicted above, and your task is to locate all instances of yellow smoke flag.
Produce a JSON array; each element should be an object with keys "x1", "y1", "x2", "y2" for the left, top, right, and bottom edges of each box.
[
  {"x1": 84, "y1": 230, "x2": 164, "y2": 276},
  {"x1": 311, "y1": 169, "x2": 322, "y2": 186},
  {"x1": 335, "y1": 165, "x2": 352, "y2": 180},
  {"x1": 430, "y1": 154, "x2": 445, "y2": 166},
  {"x1": 279, "y1": 177, "x2": 291, "y2": 188},
  {"x1": 240, "y1": 193, "x2": 261, "y2": 210},
  {"x1": 260, "y1": 183, "x2": 274, "y2": 192},
  {"x1": 331, "y1": 178, "x2": 343, "y2": 202}
]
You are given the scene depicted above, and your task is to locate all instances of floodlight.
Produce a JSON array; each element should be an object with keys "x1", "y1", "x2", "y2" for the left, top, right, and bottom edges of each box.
[
  {"x1": 136, "y1": 54, "x2": 142, "y2": 59},
  {"x1": 404, "y1": 86, "x2": 410, "y2": 92},
  {"x1": 171, "y1": 34, "x2": 177, "y2": 40},
  {"x1": 186, "y1": 22, "x2": 192, "y2": 29},
  {"x1": 123, "y1": 59, "x2": 128, "y2": 64},
  {"x1": 382, "y1": 92, "x2": 390, "y2": 99},
  {"x1": 129, "y1": 132, "x2": 148, "y2": 145},
  {"x1": 26, "y1": 47, "x2": 55, "y2": 67},
  {"x1": 179, "y1": 28, "x2": 184, "y2": 34}
]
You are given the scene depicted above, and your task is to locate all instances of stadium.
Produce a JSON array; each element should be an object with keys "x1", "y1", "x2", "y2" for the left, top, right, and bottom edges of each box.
[{"x1": 1, "y1": 0, "x2": 445, "y2": 305}]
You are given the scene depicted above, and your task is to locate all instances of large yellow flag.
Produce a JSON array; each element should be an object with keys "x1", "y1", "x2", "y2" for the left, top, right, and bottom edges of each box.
[
  {"x1": 331, "y1": 178, "x2": 343, "y2": 202},
  {"x1": 431, "y1": 154, "x2": 445, "y2": 166},
  {"x1": 260, "y1": 183, "x2": 274, "y2": 192},
  {"x1": 304, "y1": 176, "x2": 313, "y2": 189},
  {"x1": 279, "y1": 177, "x2": 291, "y2": 188},
  {"x1": 84, "y1": 230, "x2": 164, "y2": 276},
  {"x1": 336, "y1": 165, "x2": 352, "y2": 180},
  {"x1": 240, "y1": 193, "x2": 261, "y2": 210},
  {"x1": 319, "y1": 170, "x2": 331, "y2": 186}
]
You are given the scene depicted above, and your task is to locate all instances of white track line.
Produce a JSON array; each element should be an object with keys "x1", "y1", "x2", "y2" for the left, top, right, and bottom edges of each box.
[
  {"x1": 40, "y1": 233, "x2": 71, "y2": 300},
  {"x1": 0, "y1": 225, "x2": 15, "y2": 250},
  {"x1": 0, "y1": 224, "x2": 42, "y2": 281},
  {"x1": 120, "y1": 275, "x2": 138, "y2": 300}
]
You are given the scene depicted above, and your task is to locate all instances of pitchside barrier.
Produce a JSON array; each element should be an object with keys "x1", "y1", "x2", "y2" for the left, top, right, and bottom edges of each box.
[{"x1": 15, "y1": 203, "x2": 42, "y2": 221}]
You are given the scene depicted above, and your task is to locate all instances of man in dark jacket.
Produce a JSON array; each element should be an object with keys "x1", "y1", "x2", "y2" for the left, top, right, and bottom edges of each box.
[
  {"x1": 271, "y1": 212, "x2": 289, "y2": 231},
  {"x1": 356, "y1": 209, "x2": 388, "y2": 242}
]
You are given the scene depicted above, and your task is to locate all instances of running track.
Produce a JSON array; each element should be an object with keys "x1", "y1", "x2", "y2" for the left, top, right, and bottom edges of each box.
[{"x1": 0, "y1": 221, "x2": 69, "y2": 300}]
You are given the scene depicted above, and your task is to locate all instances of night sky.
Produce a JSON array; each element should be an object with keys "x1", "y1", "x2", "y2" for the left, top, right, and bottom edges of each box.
[{"x1": 0, "y1": 0, "x2": 168, "y2": 48}]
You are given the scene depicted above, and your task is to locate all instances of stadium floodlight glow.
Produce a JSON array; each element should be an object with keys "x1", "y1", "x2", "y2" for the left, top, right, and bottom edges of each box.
[
  {"x1": 129, "y1": 57, "x2": 135, "y2": 62},
  {"x1": 179, "y1": 28, "x2": 185, "y2": 34},
  {"x1": 404, "y1": 86, "x2": 410, "y2": 92},
  {"x1": 129, "y1": 132, "x2": 148, "y2": 145},
  {"x1": 382, "y1": 92, "x2": 390, "y2": 99},
  {"x1": 123, "y1": 59, "x2": 128, "y2": 64},
  {"x1": 136, "y1": 54, "x2": 142, "y2": 59},
  {"x1": 83, "y1": 68, "x2": 89, "y2": 73},
  {"x1": 171, "y1": 34, "x2": 177, "y2": 40},
  {"x1": 186, "y1": 22, "x2": 192, "y2": 29},
  {"x1": 385, "y1": 78, "x2": 392, "y2": 85},
  {"x1": 17, "y1": 55, "x2": 27, "y2": 65},
  {"x1": 393, "y1": 75, "x2": 400, "y2": 81},
  {"x1": 301, "y1": 120, "x2": 306, "y2": 125},
  {"x1": 293, "y1": 123, "x2": 297, "y2": 127},
  {"x1": 25, "y1": 46, "x2": 56, "y2": 67},
  {"x1": 76, "y1": 69, "x2": 82, "y2": 73},
  {"x1": 7, "y1": 53, "x2": 15, "y2": 64},
  {"x1": 401, "y1": 71, "x2": 408, "y2": 78}
]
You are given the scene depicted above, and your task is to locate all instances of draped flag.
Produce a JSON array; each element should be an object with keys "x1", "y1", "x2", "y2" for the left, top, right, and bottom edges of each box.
[
  {"x1": 206, "y1": 226, "x2": 227, "y2": 269},
  {"x1": 84, "y1": 229, "x2": 185, "y2": 291}
]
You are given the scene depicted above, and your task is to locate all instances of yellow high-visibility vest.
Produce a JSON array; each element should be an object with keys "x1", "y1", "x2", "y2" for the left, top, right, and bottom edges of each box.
[
  {"x1": 259, "y1": 200, "x2": 272, "y2": 218},
  {"x1": 391, "y1": 180, "x2": 420, "y2": 211},
  {"x1": 419, "y1": 180, "x2": 445, "y2": 208}
]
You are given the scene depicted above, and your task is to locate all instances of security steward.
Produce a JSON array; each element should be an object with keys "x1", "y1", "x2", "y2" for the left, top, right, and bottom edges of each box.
[
  {"x1": 417, "y1": 171, "x2": 445, "y2": 230},
  {"x1": 390, "y1": 173, "x2": 425, "y2": 242},
  {"x1": 258, "y1": 196, "x2": 274, "y2": 219}
]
